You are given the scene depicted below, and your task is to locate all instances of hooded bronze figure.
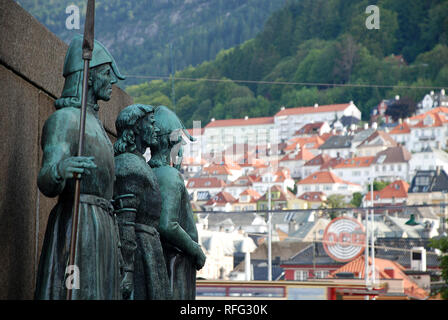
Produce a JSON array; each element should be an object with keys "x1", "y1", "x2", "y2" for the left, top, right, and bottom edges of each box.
[{"x1": 149, "y1": 106, "x2": 206, "y2": 300}]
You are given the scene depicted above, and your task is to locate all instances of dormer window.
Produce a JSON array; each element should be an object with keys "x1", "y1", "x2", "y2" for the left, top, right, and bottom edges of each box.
[{"x1": 424, "y1": 115, "x2": 434, "y2": 126}]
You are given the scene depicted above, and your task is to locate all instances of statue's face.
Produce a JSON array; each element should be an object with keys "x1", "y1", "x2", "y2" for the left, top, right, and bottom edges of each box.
[
  {"x1": 141, "y1": 113, "x2": 159, "y2": 148},
  {"x1": 91, "y1": 63, "x2": 117, "y2": 101}
]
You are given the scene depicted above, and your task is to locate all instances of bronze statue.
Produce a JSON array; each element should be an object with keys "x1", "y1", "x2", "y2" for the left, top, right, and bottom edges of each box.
[
  {"x1": 113, "y1": 104, "x2": 171, "y2": 300},
  {"x1": 149, "y1": 106, "x2": 206, "y2": 299},
  {"x1": 35, "y1": 35, "x2": 125, "y2": 299}
]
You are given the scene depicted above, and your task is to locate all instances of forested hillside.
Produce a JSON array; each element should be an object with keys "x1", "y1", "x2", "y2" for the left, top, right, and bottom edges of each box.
[
  {"x1": 15, "y1": 0, "x2": 286, "y2": 86},
  {"x1": 126, "y1": 0, "x2": 448, "y2": 128}
]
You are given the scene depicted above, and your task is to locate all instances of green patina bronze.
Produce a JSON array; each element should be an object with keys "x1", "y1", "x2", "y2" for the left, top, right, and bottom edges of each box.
[
  {"x1": 35, "y1": 35, "x2": 124, "y2": 300},
  {"x1": 113, "y1": 104, "x2": 171, "y2": 300},
  {"x1": 149, "y1": 106, "x2": 206, "y2": 300}
]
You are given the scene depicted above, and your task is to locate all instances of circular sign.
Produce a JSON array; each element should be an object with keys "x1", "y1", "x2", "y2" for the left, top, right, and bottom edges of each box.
[{"x1": 323, "y1": 217, "x2": 366, "y2": 262}]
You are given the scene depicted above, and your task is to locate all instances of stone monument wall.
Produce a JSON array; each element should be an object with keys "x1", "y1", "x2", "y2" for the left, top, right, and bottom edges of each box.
[{"x1": 0, "y1": 0, "x2": 133, "y2": 299}]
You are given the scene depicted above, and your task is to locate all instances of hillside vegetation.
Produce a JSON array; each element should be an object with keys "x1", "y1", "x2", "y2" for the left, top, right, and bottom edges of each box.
[
  {"x1": 126, "y1": 0, "x2": 448, "y2": 128},
  {"x1": 15, "y1": 0, "x2": 286, "y2": 86}
]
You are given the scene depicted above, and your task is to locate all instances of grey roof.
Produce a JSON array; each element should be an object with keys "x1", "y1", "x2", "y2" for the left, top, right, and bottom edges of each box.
[
  {"x1": 352, "y1": 128, "x2": 376, "y2": 144},
  {"x1": 282, "y1": 242, "x2": 346, "y2": 267},
  {"x1": 340, "y1": 116, "x2": 361, "y2": 127},
  {"x1": 198, "y1": 212, "x2": 263, "y2": 228},
  {"x1": 409, "y1": 169, "x2": 448, "y2": 193},
  {"x1": 319, "y1": 135, "x2": 353, "y2": 150},
  {"x1": 281, "y1": 238, "x2": 441, "y2": 270},
  {"x1": 271, "y1": 210, "x2": 314, "y2": 226},
  {"x1": 249, "y1": 241, "x2": 310, "y2": 261},
  {"x1": 375, "y1": 238, "x2": 440, "y2": 269},
  {"x1": 288, "y1": 222, "x2": 317, "y2": 240}
]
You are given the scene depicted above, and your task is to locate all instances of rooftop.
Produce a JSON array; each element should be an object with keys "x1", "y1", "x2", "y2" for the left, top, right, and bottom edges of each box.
[
  {"x1": 275, "y1": 103, "x2": 353, "y2": 117},
  {"x1": 205, "y1": 116, "x2": 274, "y2": 128}
]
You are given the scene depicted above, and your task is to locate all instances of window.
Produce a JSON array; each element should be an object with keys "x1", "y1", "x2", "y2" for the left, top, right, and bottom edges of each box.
[
  {"x1": 314, "y1": 270, "x2": 330, "y2": 279},
  {"x1": 294, "y1": 270, "x2": 309, "y2": 281}
]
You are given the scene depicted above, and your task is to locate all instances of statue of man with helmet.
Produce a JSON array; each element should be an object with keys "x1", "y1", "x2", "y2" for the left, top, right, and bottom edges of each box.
[{"x1": 35, "y1": 35, "x2": 125, "y2": 300}]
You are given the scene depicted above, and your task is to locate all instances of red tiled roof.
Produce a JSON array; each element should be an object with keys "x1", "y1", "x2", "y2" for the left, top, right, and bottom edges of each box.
[
  {"x1": 304, "y1": 154, "x2": 331, "y2": 167},
  {"x1": 280, "y1": 148, "x2": 316, "y2": 162},
  {"x1": 258, "y1": 185, "x2": 296, "y2": 202},
  {"x1": 294, "y1": 122, "x2": 326, "y2": 135},
  {"x1": 285, "y1": 136, "x2": 325, "y2": 151},
  {"x1": 182, "y1": 157, "x2": 207, "y2": 165},
  {"x1": 186, "y1": 128, "x2": 205, "y2": 135},
  {"x1": 275, "y1": 103, "x2": 352, "y2": 117},
  {"x1": 365, "y1": 180, "x2": 409, "y2": 201},
  {"x1": 298, "y1": 192, "x2": 326, "y2": 202},
  {"x1": 330, "y1": 256, "x2": 428, "y2": 300},
  {"x1": 298, "y1": 171, "x2": 360, "y2": 186},
  {"x1": 187, "y1": 177, "x2": 226, "y2": 188},
  {"x1": 205, "y1": 191, "x2": 237, "y2": 206},
  {"x1": 389, "y1": 122, "x2": 411, "y2": 134},
  {"x1": 205, "y1": 116, "x2": 274, "y2": 128},
  {"x1": 238, "y1": 188, "x2": 261, "y2": 202}
]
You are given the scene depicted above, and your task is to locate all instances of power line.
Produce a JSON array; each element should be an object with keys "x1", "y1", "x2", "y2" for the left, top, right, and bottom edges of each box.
[{"x1": 124, "y1": 74, "x2": 447, "y2": 90}]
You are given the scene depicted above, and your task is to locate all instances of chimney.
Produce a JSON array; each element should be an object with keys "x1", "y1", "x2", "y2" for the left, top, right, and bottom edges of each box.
[
  {"x1": 211, "y1": 118, "x2": 215, "y2": 122},
  {"x1": 349, "y1": 100, "x2": 354, "y2": 106},
  {"x1": 431, "y1": 90, "x2": 435, "y2": 96},
  {"x1": 372, "y1": 122, "x2": 378, "y2": 130},
  {"x1": 244, "y1": 116, "x2": 249, "y2": 120},
  {"x1": 442, "y1": 89, "x2": 446, "y2": 96},
  {"x1": 314, "y1": 103, "x2": 319, "y2": 108},
  {"x1": 384, "y1": 268, "x2": 395, "y2": 279},
  {"x1": 399, "y1": 118, "x2": 403, "y2": 124},
  {"x1": 280, "y1": 106, "x2": 285, "y2": 111},
  {"x1": 395, "y1": 95, "x2": 400, "y2": 101},
  {"x1": 411, "y1": 247, "x2": 427, "y2": 272},
  {"x1": 364, "y1": 123, "x2": 369, "y2": 130}
]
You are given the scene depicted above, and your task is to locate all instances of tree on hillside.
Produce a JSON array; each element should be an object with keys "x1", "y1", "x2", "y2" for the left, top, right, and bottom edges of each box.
[
  {"x1": 385, "y1": 97, "x2": 417, "y2": 122},
  {"x1": 333, "y1": 35, "x2": 359, "y2": 84}
]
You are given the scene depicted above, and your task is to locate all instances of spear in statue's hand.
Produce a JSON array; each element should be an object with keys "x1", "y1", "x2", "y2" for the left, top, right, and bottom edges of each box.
[{"x1": 67, "y1": 0, "x2": 95, "y2": 300}]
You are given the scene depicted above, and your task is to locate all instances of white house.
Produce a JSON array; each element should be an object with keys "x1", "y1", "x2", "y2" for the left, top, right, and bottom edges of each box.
[
  {"x1": 355, "y1": 130, "x2": 398, "y2": 157},
  {"x1": 279, "y1": 148, "x2": 316, "y2": 179},
  {"x1": 389, "y1": 107, "x2": 448, "y2": 152},
  {"x1": 252, "y1": 168, "x2": 295, "y2": 195},
  {"x1": 186, "y1": 177, "x2": 226, "y2": 201},
  {"x1": 203, "y1": 191, "x2": 236, "y2": 212},
  {"x1": 224, "y1": 175, "x2": 256, "y2": 199},
  {"x1": 371, "y1": 146, "x2": 412, "y2": 183},
  {"x1": 296, "y1": 170, "x2": 363, "y2": 200},
  {"x1": 417, "y1": 89, "x2": 448, "y2": 114},
  {"x1": 331, "y1": 156, "x2": 375, "y2": 188},
  {"x1": 204, "y1": 116, "x2": 275, "y2": 154},
  {"x1": 409, "y1": 146, "x2": 448, "y2": 177},
  {"x1": 274, "y1": 102, "x2": 361, "y2": 141}
]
